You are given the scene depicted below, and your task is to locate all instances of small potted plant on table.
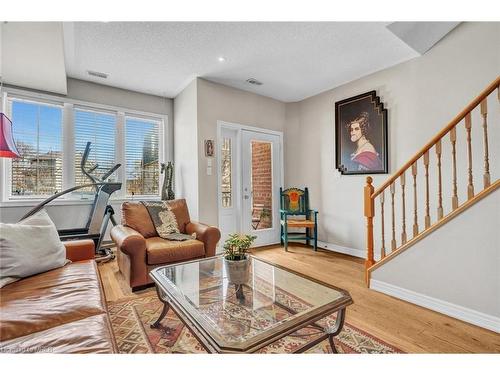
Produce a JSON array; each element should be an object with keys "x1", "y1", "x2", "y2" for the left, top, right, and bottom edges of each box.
[{"x1": 223, "y1": 233, "x2": 257, "y2": 285}]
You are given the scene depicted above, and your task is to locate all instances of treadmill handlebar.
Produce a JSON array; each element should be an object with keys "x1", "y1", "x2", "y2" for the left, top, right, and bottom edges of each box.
[
  {"x1": 101, "y1": 164, "x2": 121, "y2": 182},
  {"x1": 20, "y1": 182, "x2": 122, "y2": 221}
]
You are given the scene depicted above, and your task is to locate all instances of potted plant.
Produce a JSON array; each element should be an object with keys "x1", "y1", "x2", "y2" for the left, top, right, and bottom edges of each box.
[{"x1": 223, "y1": 233, "x2": 257, "y2": 284}]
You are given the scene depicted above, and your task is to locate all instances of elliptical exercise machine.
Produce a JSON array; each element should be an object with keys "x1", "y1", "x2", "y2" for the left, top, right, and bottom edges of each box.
[{"x1": 21, "y1": 142, "x2": 121, "y2": 262}]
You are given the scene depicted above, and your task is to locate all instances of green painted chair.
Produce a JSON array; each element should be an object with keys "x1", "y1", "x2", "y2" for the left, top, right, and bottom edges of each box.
[{"x1": 280, "y1": 187, "x2": 318, "y2": 251}]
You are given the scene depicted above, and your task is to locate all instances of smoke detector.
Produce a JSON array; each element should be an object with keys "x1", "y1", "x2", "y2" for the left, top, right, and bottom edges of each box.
[
  {"x1": 87, "y1": 70, "x2": 109, "y2": 79},
  {"x1": 246, "y1": 78, "x2": 263, "y2": 86}
]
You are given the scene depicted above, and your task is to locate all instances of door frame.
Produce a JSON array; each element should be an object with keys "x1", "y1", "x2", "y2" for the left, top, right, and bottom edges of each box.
[{"x1": 216, "y1": 120, "x2": 284, "y2": 248}]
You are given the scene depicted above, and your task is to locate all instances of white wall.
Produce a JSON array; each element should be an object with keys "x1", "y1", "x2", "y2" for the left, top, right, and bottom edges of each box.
[
  {"x1": 1, "y1": 22, "x2": 68, "y2": 95},
  {"x1": 371, "y1": 188, "x2": 500, "y2": 332},
  {"x1": 195, "y1": 78, "x2": 286, "y2": 225},
  {"x1": 284, "y1": 22, "x2": 500, "y2": 254},
  {"x1": 173, "y1": 79, "x2": 199, "y2": 220}
]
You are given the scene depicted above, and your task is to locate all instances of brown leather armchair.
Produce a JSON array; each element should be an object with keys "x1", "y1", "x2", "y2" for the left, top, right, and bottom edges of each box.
[{"x1": 111, "y1": 199, "x2": 221, "y2": 291}]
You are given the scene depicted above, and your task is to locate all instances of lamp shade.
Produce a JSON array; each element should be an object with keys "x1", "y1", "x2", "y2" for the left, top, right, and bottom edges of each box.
[{"x1": 0, "y1": 113, "x2": 21, "y2": 158}]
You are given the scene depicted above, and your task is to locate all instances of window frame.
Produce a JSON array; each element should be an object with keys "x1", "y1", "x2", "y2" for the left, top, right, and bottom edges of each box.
[{"x1": 0, "y1": 88, "x2": 169, "y2": 206}]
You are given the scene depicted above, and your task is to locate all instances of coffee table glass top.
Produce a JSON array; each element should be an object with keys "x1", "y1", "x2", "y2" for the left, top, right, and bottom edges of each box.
[{"x1": 150, "y1": 255, "x2": 351, "y2": 351}]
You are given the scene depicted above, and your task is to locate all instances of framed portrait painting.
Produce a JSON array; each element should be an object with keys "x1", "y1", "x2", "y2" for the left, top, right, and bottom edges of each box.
[{"x1": 335, "y1": 91, "x2": 388, "y2": 175}]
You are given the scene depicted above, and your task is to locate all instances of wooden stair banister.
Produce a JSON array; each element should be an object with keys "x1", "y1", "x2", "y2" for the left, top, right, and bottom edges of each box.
[
  {"x1": 364, "y1": 76, "x2": 500, "y2": 286},
  {"x1": 371, "y1": 77, "x2": 500, "y2": 199}
]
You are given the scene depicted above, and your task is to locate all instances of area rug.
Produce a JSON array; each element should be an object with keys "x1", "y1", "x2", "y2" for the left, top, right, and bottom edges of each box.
[{"x1": 108, "y1": 292, "x2": 403, "y2": 354}]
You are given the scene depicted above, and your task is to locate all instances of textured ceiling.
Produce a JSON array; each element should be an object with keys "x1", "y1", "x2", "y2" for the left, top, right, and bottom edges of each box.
[{"x1": 63, "y1": 22, "x2": 424, "y2": 102}]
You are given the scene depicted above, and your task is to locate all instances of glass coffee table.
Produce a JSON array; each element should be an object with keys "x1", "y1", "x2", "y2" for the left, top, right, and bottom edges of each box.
[{"x1": 149, "y1": 255, "x2": 353, "y2": 353}]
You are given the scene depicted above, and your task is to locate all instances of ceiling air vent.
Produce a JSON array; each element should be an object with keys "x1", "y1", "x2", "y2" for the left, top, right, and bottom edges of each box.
[
  {"x1": 87, "y1": 70, "x2": 108, "y2": 79},
  {"x1": 246, "y1": 78, "x2": 262, "y2": 86}
]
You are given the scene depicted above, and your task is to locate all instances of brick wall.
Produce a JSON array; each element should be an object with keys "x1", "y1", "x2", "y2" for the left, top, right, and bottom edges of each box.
[{"x1": 251, "y1": 141, "x2": 272, "y2": 229}]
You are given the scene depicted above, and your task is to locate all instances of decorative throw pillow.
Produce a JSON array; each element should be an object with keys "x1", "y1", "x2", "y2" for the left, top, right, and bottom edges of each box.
[
  {"x1": 141, "y1": 201, "x2": 180, "y2": 237},
  {"x1": 0, "y1": 210, "x2": 68, "y2": 288}
]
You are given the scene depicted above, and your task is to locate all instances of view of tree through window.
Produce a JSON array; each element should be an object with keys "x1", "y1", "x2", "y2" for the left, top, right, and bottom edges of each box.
[
  {"x1": 125, "y1": 117, "x2": 159, "y2": 196},
  {"x1": 10, "y1": 100, "x2": 63, "y2": 197}
]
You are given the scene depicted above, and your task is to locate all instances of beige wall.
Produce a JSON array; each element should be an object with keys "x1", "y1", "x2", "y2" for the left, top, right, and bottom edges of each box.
[
  {"x1": 284, "y1": 22, "x2": 500, "y2": 253},
  {"x1": 196, "y1": 78, "x2": 286, "y2": 225},
  {"x1": 67, "y1": 78, "x2": 173, "y2": 117},
  {"x1": 173, "y1": 80, "x2": 199, "y2": 220},
  {"x1": 372, "y1": 189, "x2": 500, "y2": 331}
]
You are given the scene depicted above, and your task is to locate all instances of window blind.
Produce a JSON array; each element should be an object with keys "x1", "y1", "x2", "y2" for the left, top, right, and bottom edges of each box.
[
  {"x1": 125, "y1": 116, "x2": 160, "y2": 196},
  {"x1": 74, "y1": 108, "x2": 117, "y2": 192},
  {"x1": 9, "y1": 99, "x2": 63, "y2": 197}
]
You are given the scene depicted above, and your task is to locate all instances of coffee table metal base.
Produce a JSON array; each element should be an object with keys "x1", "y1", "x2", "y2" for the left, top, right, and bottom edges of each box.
[
  {"x1": 150, "y1": 285, "x2": 170, "y2": 329},
  {"x1": 150, "y1": 284, "x2": 347, "y2": 354}
]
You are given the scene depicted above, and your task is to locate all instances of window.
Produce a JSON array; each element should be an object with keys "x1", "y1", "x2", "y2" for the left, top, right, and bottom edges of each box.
[
  {"x1": 74, "y1": 109, "x2": 117, "y2": 191},
  {"x1": 125, "y1": 116, "x2": 160, "y2": 197},
  {"x1": 9, "y1": 99, "x2": 63, "y2": 197},
  {"x1": 4, "y1": 92, "x2": 166, "y2": 203}
]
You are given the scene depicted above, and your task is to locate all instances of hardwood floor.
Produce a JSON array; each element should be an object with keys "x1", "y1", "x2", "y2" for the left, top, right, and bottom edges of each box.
[{"x1": 97, "y1": 244, "x2": 500, "y2": 353}]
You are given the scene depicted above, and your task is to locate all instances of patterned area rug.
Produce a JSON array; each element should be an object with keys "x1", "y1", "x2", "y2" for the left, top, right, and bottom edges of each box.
[{"x1": 108, "y1": 292, "x2": 403, "y2": 354}]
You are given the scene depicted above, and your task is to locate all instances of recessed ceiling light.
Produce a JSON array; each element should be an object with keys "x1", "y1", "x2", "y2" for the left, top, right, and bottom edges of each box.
[
  {"x1": 246, "y1": 78, "x2": 263, "y2": 86},
  {"x1": 218, "y1": 56, "x2": 226, "y2": 62}
]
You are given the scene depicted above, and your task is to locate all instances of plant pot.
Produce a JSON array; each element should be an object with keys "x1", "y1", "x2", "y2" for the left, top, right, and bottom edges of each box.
[{"x1": 223, "y1": 257, "x2": 250, "y2": 285}]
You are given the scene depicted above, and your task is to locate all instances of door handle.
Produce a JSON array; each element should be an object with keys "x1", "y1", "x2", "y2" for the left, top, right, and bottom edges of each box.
[{"x1": 244, "y1": 195, "x2": 250, "y2": 199}]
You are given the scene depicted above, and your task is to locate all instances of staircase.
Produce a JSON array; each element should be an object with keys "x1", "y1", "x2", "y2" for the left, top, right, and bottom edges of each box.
[{"x1": 363, "y1": 76, "x2": 500, "y2": 286}]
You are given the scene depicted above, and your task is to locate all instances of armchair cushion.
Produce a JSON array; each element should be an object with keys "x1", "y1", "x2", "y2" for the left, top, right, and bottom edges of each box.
[
  {"x1": 121, "y1": 199, "x2": 192, "y2": 237},
  {"x1": 145, "y1": 237, "x2": 204, "y2": 265},
  {"x1": 121, "y1": 202, "x2": 157, "y2": 238}
]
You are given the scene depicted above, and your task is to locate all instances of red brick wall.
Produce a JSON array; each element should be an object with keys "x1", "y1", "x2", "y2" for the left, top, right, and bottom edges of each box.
[{"x1": 251, "y1": 142, "x2": 272, "y2": 229}]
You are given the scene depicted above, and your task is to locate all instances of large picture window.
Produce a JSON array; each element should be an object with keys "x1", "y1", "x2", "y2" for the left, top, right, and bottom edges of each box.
[
  {"x1": 4, "y1": 93, "x2": 166, "y2": 202},
  {"x1": 9, "y1": 99, "x2": 63, "y2": 197}
]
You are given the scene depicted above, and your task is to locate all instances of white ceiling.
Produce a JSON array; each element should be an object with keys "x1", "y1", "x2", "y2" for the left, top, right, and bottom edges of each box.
[
  {"x1": 2, "y1": 22, "x2": 458, "y2": 102},
  {"x1": 387, "y1": 22, "x2": 459, "y2": 55},
  {"x1": 63, "y1": 22, "x2": 425, "y2": 102}
]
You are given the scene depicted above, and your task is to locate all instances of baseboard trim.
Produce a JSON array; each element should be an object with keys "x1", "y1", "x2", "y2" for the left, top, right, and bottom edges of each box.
[
  {"x1": 370, "y1": 279, "x2": 500, "y2": 333},
  {"x1": 317, "y1": 241, "x2": 365, "y2": 258}
]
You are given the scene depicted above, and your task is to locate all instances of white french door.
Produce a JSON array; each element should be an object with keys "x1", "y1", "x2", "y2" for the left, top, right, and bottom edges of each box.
[
  {"x1": 217, "y1": 122, "x2": 282, "y2": 249},
  {"x1": 241, "y1": 130, "x2": 281, "y2": 247}
]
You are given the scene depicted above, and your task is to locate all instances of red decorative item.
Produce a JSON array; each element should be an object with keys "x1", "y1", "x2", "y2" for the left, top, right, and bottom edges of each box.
[{"x1": 0, "y1": 113, "x2": 20, "y2": 158}]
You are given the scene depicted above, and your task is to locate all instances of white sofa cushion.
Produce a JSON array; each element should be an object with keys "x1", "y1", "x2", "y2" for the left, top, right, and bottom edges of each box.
[{"x1": 0, "y1": 210, "x2": 68, "y2": 288}]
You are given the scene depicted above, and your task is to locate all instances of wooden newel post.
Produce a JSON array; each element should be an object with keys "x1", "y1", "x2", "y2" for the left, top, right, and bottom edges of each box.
[{"x1": 364, "y1": 176, "x2": 375, "y2": 286}]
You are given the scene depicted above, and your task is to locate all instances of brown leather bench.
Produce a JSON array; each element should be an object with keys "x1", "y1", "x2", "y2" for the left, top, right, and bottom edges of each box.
[{"x1": 0, "y1": 240, "x2": 117, "y2": 354}]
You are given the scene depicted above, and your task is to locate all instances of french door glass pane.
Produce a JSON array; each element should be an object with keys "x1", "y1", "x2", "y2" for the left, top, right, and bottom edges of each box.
[
  {"x1": 251, "y1": 141, "x2": 272, "y2": 230},
  {"x1": 221, "y1": 137, "x2": 232, "y2": 208}
]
